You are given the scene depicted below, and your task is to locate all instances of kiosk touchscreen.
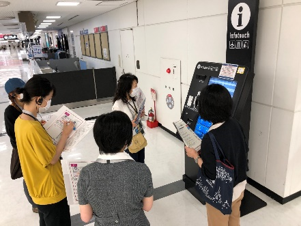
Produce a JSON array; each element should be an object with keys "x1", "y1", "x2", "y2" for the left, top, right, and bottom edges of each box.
[
  {"x1": 181, "y1": 61, "x2": 250, "y2": 202},
  {"x1": 194, "y1": 116, "x2": 212, "y2": 140}
]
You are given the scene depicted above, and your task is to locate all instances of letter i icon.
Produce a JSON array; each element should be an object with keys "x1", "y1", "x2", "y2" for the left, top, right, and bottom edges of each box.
[{"x1": 237, "y1": 6, "x2": 243, "y2": 27}]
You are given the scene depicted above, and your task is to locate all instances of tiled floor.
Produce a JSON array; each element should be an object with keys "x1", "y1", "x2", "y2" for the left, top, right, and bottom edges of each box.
[{"x1": 1, "y1": 50, "x2": 301, "y2": 226}]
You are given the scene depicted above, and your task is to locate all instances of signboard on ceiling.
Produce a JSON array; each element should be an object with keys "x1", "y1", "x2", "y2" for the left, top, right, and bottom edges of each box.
[{"x1": 0, "y1": 34, "x2": 18, "y2": 41}]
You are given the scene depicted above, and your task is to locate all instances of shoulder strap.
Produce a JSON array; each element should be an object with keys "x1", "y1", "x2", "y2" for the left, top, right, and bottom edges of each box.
[
  {"x1": 127, "y1": 100, "x2": 138, "y2": 114},
  {"x1": 12, "y1": 101, "x2": 22, "y2": 112},
  {"x1": 208, "y1": 132, "x2": 226, "y2": 161}
]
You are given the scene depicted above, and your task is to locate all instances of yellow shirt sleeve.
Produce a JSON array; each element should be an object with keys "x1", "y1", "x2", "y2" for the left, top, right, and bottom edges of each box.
[{"x1": 27, "y1": 123, "x2": 56, "y2": 168}]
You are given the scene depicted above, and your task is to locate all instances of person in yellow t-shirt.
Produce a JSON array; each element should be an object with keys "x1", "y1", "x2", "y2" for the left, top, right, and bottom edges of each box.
[{"x1": 15, "y1": 76, "x2": 74, "y2": 226}]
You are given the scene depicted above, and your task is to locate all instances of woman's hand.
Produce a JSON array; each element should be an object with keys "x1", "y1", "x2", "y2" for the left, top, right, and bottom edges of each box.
[
  {"x1": 132, "y1": 115, "x2": 138, "y2": 128},
  {"x1": 140, "y1": 108, "x2": 145, "y2": 118},
  {"x1": 62, "y1": 121, "x2": 74, "y2": 137},
  {"x1": 51, "y1": 121, "x2": 75, "y2": 164},
  {"x1": 185, "y1": 146, "x2": 199, "y2": 159}
]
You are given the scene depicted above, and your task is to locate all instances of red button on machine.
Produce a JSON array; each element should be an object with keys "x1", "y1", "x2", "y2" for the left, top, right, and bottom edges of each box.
[{"x1": 166, "y1": 68, "x2": 171, "y2": 74}]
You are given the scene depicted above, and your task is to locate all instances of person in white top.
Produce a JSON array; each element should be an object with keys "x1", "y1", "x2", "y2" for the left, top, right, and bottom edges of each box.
[{"x1": 112, "y1": 73, "x2": 146, "y2": 163}]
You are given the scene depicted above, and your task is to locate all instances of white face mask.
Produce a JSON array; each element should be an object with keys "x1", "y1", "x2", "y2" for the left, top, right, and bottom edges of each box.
[
  {"x1": 39, "y1": 100, "x2": 51, "y2": 113},
  {"x1": 130, "y1": 87, "x2": 140, "y2": 97}
]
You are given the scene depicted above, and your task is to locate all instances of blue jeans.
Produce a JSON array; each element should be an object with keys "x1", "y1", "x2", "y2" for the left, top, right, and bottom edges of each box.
[{"x1": 125, "y1": 148, "x2": 145, "y2": 163}]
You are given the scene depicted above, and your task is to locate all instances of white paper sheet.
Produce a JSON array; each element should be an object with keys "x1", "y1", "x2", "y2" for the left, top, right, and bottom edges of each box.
[
  {"x1": 173, "y1": 119, "x2": 202, "y2": 151},
  {"x1": 62, "y1": 160, "x2": 93, "y2": 205},
  {"x1": 218, "y1": 63, "x2": 238, "y2": 80},
  {"x1": 64, "y1": 121, "x2": 94, "y2": 151},
  {"x1": 43, "y1": 105, "x2": 92, "y2": 151}
]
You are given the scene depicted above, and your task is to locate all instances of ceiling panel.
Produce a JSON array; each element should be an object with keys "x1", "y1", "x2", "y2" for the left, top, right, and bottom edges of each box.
[{"x1": 0, "y1": 0, "x2": 134, "y2": 33}]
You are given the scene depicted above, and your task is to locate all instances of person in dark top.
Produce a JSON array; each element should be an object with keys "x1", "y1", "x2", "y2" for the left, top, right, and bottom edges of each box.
[
  {"x1": 185, "y1": 84, "x2": 248, "y2": 226},
  {"x1": 48, "y1": 49, "x2": 55, "y2": 59},
  {"x1": 4, "y1": 78, "x2": 38, "y2": 213},
  {"x1": 77, "y1": 111, "x2": 153, "y2": 225}
]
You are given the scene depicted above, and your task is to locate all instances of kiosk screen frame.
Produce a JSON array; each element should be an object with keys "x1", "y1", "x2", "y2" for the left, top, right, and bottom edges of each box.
[{"x1": 208, "y1": 77, "x2": 237, "y2": 98}]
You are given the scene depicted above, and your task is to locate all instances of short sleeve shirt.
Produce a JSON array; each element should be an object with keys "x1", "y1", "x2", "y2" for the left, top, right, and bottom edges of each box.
[
  {"x1": 15, "y1": 117, "x2": 66, "y2": 205},
  {"x1": 77, "y1": 160, "x2": 153, "y2": 225}
]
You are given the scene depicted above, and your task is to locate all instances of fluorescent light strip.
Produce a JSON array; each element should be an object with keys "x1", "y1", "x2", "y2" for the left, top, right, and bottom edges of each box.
[
  {"x1": 41, "y1": 23, "x2": 52, "y2": 25},
  {"x1": 43, "y1": 20, "x2": 55, "y2": 22},
  {"x1": 46, "y1": 16, "x2": 61, "y2": 19},
  {"x1": 56, "y1": 2, "x2": 80, "y2": 6}
]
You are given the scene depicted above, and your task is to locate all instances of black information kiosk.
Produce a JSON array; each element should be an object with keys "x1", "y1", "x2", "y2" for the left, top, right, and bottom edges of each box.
[
  {"x1": 182, "y1": 0, "x2": 259, "y2": 203},
  {"x1": 182, "y1": 62, "x2": 250, "y2": 202}
]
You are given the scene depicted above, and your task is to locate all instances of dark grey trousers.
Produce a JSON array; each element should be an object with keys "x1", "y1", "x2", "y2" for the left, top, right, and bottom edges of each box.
[{"x1": 23, "y1": 179, "x2": 38, "y2": 208}]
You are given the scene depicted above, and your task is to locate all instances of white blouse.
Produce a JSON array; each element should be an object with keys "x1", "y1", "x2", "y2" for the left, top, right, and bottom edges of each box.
[{"x1": 112, "y1": 99, "x2": 136, "y2": 121}]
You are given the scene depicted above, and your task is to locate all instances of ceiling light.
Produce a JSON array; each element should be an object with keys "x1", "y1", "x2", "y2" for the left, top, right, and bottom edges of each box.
[
  {"x1": 0, "y1": 16, "x2": 15, "y2": 20},
  {"x1": 70, "y1": 30, "x2": 73, "y2": 33},
  {"x1": 35, "y1": 30, "x2": 42, "y2": 32},
  {"x1": 46, "y1": 16, "x2": 61, "y2": 19},
  {"x1": 0, "y1": 1, "x2": 10, "y2": 7},
  {"x1": 43, "y1": 20, "x2": 55, "y2": 23},
  {"x1": 56, "y1": 2, "x2": 80, "y2": 6},
  {"x1": 41, "y1": 23, "x2": 51, "y2": 25},
  {"x1": 3, "y1": 23, "x2": 18, "y2": 26}
]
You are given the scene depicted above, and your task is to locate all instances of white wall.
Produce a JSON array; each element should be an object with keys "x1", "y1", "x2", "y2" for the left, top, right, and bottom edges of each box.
[
  {"x1": 68, "y1": 3, "x2": 137, "y2": 76},
  {"x1": 249, "y1": 2, "x2": 301, "y2": 198},
  {"x1": 67, "y1": 0, "x2": 301, "y2": 198}
]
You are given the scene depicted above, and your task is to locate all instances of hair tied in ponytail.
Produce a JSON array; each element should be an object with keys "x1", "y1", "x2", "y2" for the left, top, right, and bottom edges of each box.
[{"x1": 19, "y1": 87, "x2": 24, "y2": 93}]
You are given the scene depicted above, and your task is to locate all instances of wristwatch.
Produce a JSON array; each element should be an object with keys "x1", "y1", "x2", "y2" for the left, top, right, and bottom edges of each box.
[{"x1": 194, "y1": 156, "x2": 200, "y2": 164}]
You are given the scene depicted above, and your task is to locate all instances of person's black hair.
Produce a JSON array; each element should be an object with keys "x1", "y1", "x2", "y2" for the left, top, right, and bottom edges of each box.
[
  {"x1": 8, "y1": 93, "x2": 15, "y2": 102},
  {"x1": 7, "y1": 89, "x2": 17, "y2": 104},
  {"x1": 131, "y1": 75, "x2": 138, "y2": 83},
  {"x1": 93, "y1": 111, "x2": 133, "y2": 154},
  {"x1": 198, "y1": 84, "x2": 233, "y2": 124},
  {"x1": 113, "y1": 73, "x2": 136, "y2": 104},
  {"x1": 18, "y1": 75, "x2": 56, "y2": 104},
  {"x1": 8, "y1": 88, "x2": 23, "y2": 112}
]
